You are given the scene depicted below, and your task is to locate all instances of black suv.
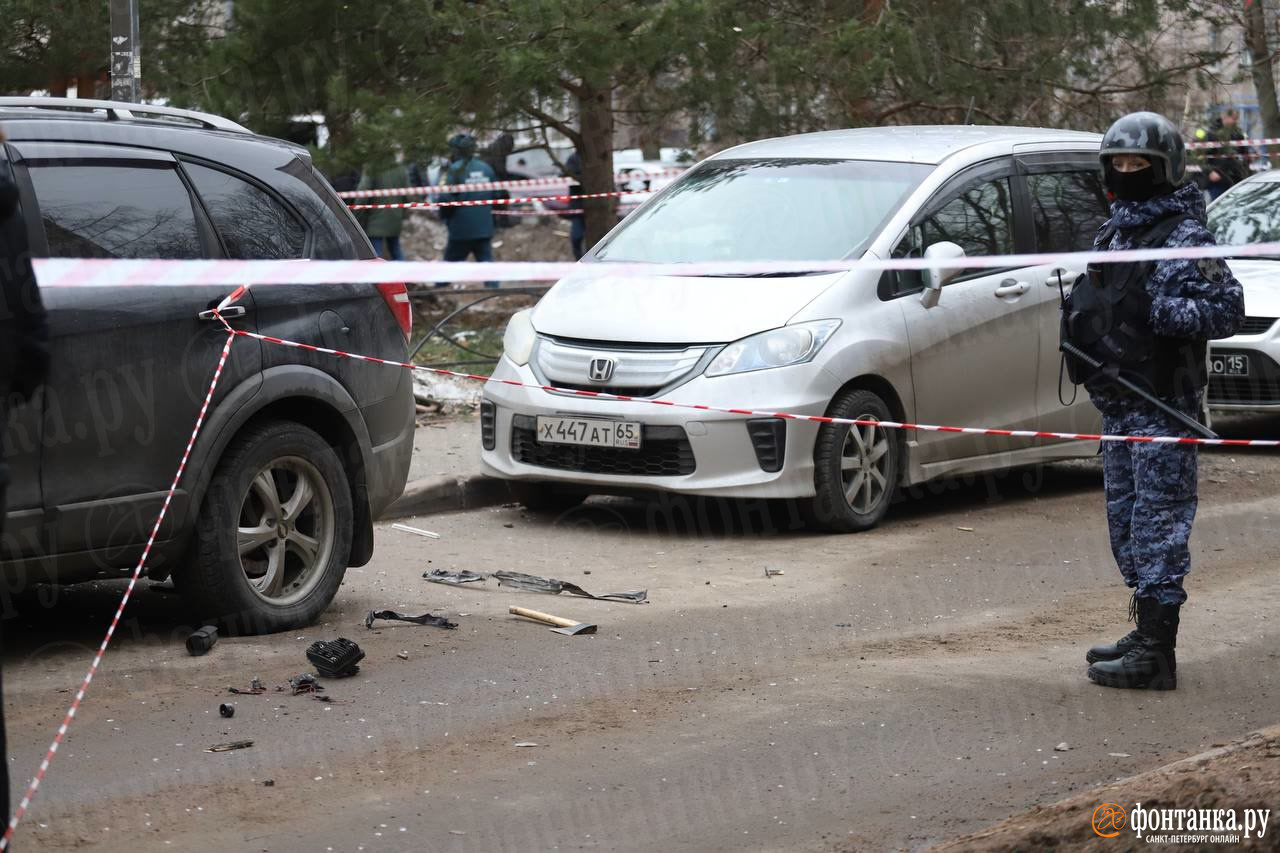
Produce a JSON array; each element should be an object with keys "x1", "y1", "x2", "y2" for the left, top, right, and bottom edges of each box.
[{"x1": 0, "y1": 98, "x2": 414, "y2": 633}]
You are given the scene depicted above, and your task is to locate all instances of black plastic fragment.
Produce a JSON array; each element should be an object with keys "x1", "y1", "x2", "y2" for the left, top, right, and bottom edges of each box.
[{"x1": 305, "y1": 638, "x2": 365, "y2": 678}]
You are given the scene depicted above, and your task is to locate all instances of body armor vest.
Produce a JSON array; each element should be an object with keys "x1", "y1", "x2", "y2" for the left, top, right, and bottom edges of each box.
[{"x1": 1061, "y1": 213, "x2": 1207, "y2": 402}]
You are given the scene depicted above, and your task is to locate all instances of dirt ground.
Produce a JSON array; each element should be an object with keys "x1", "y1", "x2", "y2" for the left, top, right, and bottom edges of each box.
[
  {"x1": 5, "y1": 412, "x2": 1280, "y2": 851},
  {"x1": 934, "y1": 726, "x2": 1280, "y2": 852}
]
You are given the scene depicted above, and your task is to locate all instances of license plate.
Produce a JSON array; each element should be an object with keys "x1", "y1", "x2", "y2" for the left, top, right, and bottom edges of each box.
[
  {"x1": 536, "y1": 416, "x2": 642, "y2": 449},
  {"x1": 1210, "y1": 354, "x2": 1249, "y2": 377}
]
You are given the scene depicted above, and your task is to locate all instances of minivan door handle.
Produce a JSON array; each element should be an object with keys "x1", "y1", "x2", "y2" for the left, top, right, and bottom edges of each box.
[
  {"x1": 197, "y1": 305, "x2": 248, "y2": 321},
  {"x1": 993, "y1": 279, "x2": 1029, "y2": 298},
  {"x1": 1045, "y1": 268, "x2": 1079, "y2": 288}
]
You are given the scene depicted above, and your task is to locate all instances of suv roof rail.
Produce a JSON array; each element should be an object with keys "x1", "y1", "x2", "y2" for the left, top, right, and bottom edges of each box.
[{"x1": 0, "y1": 97, "x2": 253, "y2": 134}]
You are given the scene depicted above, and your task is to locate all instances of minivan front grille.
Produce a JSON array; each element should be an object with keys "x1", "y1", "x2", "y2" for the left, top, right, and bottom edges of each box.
[
  {"x1": 511, "y1": 415, "x2": 695, "y2": 477},
  {"x1": 533, "y1": 338, "x2": 711, "y2": 397}
]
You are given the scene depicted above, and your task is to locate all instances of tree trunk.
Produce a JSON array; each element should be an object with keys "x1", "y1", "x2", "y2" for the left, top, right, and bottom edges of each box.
[
  {"x1": 1244, "y1": 0, "x2": 1280, "y2": 139},
  {"x1": 578, "y1": 80, "x2": 617, "y2": 250}
]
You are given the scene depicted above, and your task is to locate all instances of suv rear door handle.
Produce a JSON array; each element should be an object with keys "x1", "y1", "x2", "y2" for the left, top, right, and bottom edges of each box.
[
  {"x1": 994, "y1": 279, "x2": 1029, "y2": 298},
  {"x1": 197, "y1": 305, "x2": 248, "y2": 321}
]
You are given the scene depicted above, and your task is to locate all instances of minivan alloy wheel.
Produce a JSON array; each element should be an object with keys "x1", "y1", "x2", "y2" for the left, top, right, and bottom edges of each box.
[
  {"x1": 805, "y1": 388, "x2": 900, "y2": 533},
  {"x1": 237, "y1": 456, "x2": 336, "y2": 605},
  {"x1": 840, "y1": 418, "x2": 891, "y2": 514}
]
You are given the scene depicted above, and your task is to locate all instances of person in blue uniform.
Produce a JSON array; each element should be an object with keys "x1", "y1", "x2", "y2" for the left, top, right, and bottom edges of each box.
[{"x1": 1068, "y1": 112, "x2": 1245, "y2": 690}]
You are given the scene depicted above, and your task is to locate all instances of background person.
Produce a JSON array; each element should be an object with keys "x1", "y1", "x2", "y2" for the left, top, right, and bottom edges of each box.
[
  {"x1": 562, "y1": 151, "x2": 587, "y2": 260},
  {"x1": 356, "y1": 153, "x2": 411, "y2": 260},
  {"x1": 1071, "y1": 112, "x2": 1244, "y2": 691},
  {"x1": 439, "y1": 133, "x2": 500, "y2": 287},
  {"x1": 0, "y1": 125, "x2": 50, "y2": 830}
]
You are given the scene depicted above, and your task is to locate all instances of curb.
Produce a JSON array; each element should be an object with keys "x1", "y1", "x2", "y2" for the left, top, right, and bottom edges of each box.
[{"x1": 383, "y1": 474, "x2": 516, "y2": 519}]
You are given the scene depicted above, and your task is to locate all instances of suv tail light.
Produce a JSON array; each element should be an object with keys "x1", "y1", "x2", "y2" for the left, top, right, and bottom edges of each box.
[{"x1": 377, "y1": 281, "x2": 412, "y2": 341}]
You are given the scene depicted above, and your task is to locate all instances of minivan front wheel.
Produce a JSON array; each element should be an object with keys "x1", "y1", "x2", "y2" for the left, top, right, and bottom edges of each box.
[
  {"x1": 182, "y1": 421, "x2": 353, "y2": 634},
  {"x1": 805, "y1": 388, "x2": 900, "y2": 533}
]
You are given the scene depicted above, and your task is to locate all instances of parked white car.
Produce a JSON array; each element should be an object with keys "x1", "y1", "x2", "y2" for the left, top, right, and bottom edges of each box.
[
  {"x1": 481, "y1": 126, "x2": 1115, "y2": 531},
  {"x1": 1206, "y1": 168, "x2": 1280, "y2": 412}
]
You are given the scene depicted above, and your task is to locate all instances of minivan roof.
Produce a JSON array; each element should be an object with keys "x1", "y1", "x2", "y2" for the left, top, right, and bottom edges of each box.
[{"x1": 714, "y1": 125, "x2": 1102, "y2": 165}]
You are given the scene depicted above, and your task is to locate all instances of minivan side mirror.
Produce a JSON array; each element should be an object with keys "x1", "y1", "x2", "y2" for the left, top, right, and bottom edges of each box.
[{"x1": 919, "y1": 241, "x2": 967, "y2": 308}]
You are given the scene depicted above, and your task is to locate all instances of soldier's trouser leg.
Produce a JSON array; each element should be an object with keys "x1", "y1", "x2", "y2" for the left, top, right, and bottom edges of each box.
[
  {"x1": 1101, "y1": 418, "x2": 1140, "y2": 588},
  {"x1": 1128, "y1": 439, "x2": 1196, "y2": 605}
]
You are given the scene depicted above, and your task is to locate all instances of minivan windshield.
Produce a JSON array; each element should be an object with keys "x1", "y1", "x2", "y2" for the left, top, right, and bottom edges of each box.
[
  {"x1": 594, "y1": 158, "x2": 931, "y2": 264},
  {"x1": 1208, "y1": 179, "x2": 1280, "y2": 252}
]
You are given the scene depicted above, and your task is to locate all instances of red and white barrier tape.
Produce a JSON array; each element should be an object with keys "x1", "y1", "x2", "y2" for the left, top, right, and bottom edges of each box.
[
  {"x1": 493, "y1": 206, "x2": 639, "y2": 217},
  {"x1": 1185, "y1": 136, "x2": 1280, "y2": 151},
  {"x1": 348, "y1": 189, "x2": 641, "y2": 210},
  {"x1": 218, "y1": 314, "x2": 1278, "y2": 449},
  {"x1": 31, "y1": 238, "x2": 1280, "y2": 288},
  {"x1": 1, "y1": 290, "x2": 245, "y2": 850},
  {"x1": 336, "y1": 168, "x2": 685, "y2": 199}
]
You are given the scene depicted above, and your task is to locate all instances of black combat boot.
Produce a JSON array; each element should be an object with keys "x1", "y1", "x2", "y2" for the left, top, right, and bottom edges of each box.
[
  {"x1": 1086, "y1": 596, "x2": 1179, "y2": 690},
  {"x1": 1085, "y1": 592, "x2": 1142, "y2": 664}
]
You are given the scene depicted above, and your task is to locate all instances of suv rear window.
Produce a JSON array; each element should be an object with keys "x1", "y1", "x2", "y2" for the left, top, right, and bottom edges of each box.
[
  {"x1": 28, "y1": 162, "x2": 203, "y2": 259},
  {"x1": 184, "y1": 162, "x2": 307, "y2": 259}
]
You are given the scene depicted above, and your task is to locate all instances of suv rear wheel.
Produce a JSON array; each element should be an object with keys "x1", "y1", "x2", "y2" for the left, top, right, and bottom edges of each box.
[
  {"x1": 180, "y1": 421, "x2": 353, "y2": 634},
  {"x1": 805, "y1": 388, "x2": 900, "y2": 533}
]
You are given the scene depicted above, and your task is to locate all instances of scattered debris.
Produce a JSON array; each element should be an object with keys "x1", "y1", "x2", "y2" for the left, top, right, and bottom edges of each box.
[
  {"x1": 205, "y1": 740, "x2": 254, "y2": 753},
  {"x1": 306, "y1": 638, "x2": 365, "y2": 678},
  {"x1": 263, "y1": 780, "x2": 275, "y2": 787},
  {"x1": 764, "y1": 567, "x2": 785, "y2": 578},
  {"x1": 185, "y1": 625, "x2": 219, "y2": 656},
  {"x1": 509, "y1": 605, "x2": 597, "y2": 636},
  {"x1": 396, "y1": 651, "x2": 409, "y2": 661},
  {"x1": 583, "y1": 570, "x2": 591, "y2": 575},
  {"x1": 1109, "y1": 752, "x2": 1132, "y2": 758},
  {"x1": 365, "y1": 609, "x2": 457, "y2": 630},
  {"x1": 423, "y1": 569, "x2": 488, "y2": 586},
  {"x1": 424, "y1": 568, "x2": 647, "y2": 603},
  {"x1": 228, "y1": 676, "x2": 266, "y2": 696},
  {"x1": 285, "y1": 673, "x2": 323, "y2": 695},
  {"x1": 1055, "y1": 742, "x2": 1071, "y2": 752},
  {"x1": 219, "y1": 703, "x2": 235, "y2": 718},
  {"x1": 391, "y1": 523, "x2": 441, "y2": 540},
  {"x1": 503, "y1": 522, "x2": 515, "y2": 528},
  {"x1": 956, "y1": 526, "x2": 975, "y2": 532},
  {"x1": 514, "y1": 742, "x2": 539, "y2": 748}
]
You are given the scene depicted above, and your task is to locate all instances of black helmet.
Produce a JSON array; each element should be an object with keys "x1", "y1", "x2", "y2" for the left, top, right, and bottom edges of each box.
[
  {"x1": 1099, "y1": 111, "x2": 1186, "y2": 187},
  {"x1": 448, "y1": 133, "x2": 477, "y2": 159}
]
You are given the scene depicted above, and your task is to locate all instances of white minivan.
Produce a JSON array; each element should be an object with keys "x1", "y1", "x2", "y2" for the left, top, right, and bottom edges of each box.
[{"x1": 481, "y1": 126, "x2": 1112, "y2": 532}]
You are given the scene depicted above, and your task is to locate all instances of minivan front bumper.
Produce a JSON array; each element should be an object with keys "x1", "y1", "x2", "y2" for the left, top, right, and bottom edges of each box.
[{"x1": 480, "y1": 357, "x2": 831, "y2": 499}]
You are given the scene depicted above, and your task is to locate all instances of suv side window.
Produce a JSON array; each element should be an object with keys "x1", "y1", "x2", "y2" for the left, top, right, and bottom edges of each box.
[
  {"x1": 889, "y1": 175, "x2": 1015, "y2": 295},
  {"x1": 27, "y1": 162, "x2": 203, "y2": 259},
  {"x1": 184, "y1": 162, "x2": 307, "y2": 259},
  {"x1": 1026, "y1": 169, "x2": 1110, "y2": 252}
]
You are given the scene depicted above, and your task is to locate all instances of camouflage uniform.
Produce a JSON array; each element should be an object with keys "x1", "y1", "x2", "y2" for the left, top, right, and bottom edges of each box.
[{"x1": 1088, "y1": 183, "x2": 1245, "y2": 605}]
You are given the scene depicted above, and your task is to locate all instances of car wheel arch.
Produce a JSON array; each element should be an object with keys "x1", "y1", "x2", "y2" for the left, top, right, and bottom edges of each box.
[
  {"x1": 156, "y1": 366, "x2": 375, "y2": 578},
  {"x1": 825, "y1": 374, "x2": 909, "y2": 482}
]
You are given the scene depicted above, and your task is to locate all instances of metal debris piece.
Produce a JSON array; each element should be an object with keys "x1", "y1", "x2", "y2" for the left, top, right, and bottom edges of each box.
[
  {"x1": 392, "y1": 523, "x2": 441, "y2": 539},
  {"x1": 205, "y1": 740, "x2": 254, "y2": 753},
  {"x1": 228, "y1": 676, "x2": 266, "y2": 696},
  {"x1": 423, "y1": 569, "x2": 488, "y2": 586},
  {"x1": 1055, "y1": 742, "x2": 1071, "y2": 752},
  {"x1": 764, "y1": 568, "x2": 785, "y2": 577},
  {"x1": 514, "y1": 742, "x2": 539, "y2": 748},
  {"x1": 365, "y1": 609, "x2": 458, "y2": 630},
  {"x1": 287, "y1": 673, "x2": 323, "y2": 695},
  {"x1": 397, "y1": 651, "x2": 409, "y2": 660},
  {"x1": 956, "y1": 526, "x2": 975, "y2": 532},
  {"x1": 219, "y1": 703, "x2": 235, "y2": 718},
  {"x1": 494, "y1": 570, "x2": 647, "y2": 603},
  {"x1": 306, "y1": 638, "x2": 365, "y2": 678},
  {"x1": 424, "y1": 569, "x2": 647, "y2": 603}
]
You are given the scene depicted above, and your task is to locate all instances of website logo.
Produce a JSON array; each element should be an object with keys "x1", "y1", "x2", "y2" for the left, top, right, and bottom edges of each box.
[{"x1": 1093, "y1": 803, "x2": 1128, "y2": 838}]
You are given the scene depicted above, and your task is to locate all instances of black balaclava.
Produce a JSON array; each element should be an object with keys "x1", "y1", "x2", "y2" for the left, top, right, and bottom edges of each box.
[{"x1": 1104, "y1": 159, "x2": 1172, "y2": 203}]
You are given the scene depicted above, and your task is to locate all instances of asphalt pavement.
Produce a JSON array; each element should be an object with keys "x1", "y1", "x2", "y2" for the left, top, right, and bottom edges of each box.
[{"x1": 6, "y1": 413, "x2": 1280, "y2": 852}]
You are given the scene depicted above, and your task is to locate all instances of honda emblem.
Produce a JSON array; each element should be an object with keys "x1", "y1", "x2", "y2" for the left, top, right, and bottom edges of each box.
[{"x1": 588, "y1": 357, "x2": 615, "y2": 383}]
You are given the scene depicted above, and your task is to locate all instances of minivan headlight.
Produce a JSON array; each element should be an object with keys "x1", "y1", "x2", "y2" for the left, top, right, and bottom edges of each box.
[
  {"x1": 705, "y1": 320, "x2": 841, "y2": 377},
  {"x1": 503, "y1": 309, "x2": 536, "y2": 366}
]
